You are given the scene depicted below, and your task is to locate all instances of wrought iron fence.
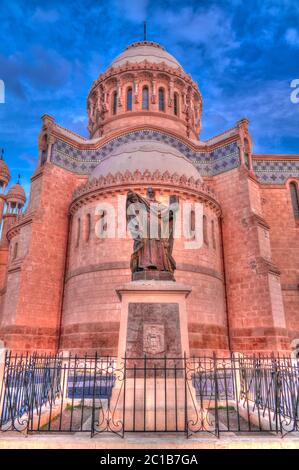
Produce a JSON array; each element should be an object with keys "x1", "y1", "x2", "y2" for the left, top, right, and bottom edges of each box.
[
  {"x1": 0, "y1": 352, "x2": 62, "y2": 430},
  {"x1": 238, "y1": 355, "x2": 299, "y2": 433},
  {"x1": 0, "y1": 352, "x2": 298, "y2": 438}
]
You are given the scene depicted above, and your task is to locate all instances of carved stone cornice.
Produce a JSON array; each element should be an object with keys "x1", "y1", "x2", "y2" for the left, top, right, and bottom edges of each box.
[
  {"x1": 7, "y1": 261, "x2": 23, "y2": 274},
  {"x1": 250, "y1": 212, "x2": 270, "y2": 230},
  {"x1": 65, "y1": 260, "x2": 224, "y2": 283},
  {"x1": 69, "y1": 170, "x2": 221, "y2": 216},
  {"x1": 6, "y1": 213, "x2": 34, "y2": 241},
  {"x1": 250, "y1": 256, "x2": 281, "y2": 276}
]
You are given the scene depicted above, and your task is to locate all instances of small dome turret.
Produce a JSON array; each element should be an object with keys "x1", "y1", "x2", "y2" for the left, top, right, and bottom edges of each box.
[
  {"x1": 6, "y1": 177, "x2": 26, "y2": 214},
  {"x1": 0, "y1": 149, "x2": 10, "y2": 192}
]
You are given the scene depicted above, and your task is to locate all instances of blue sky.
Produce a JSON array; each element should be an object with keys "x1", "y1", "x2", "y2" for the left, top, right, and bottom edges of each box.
[{"x1": 0, "y1": 0, "x2": 299, "y2": 193}]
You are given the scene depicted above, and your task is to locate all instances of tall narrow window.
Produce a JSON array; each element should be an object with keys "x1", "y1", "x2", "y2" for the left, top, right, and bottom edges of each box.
[
  {"x1": 244, "y1": 138, "x2": 251, "y2": 170},
  {"x1": 13, "y1": 242, "x2": 18, "y2": 260},
  {"x1": 112, "y1": 91, "x2": 117, "y2": 115},
  {"x1": 142, "y1": 86, "x2": 149, "y2": 110},
  {"x1": 158, "y1": 88, "x2": 165, "y2": 112},
  {"x1": 290, "y1": 182, "x2": 299, "y2": 218},
  {"x1": 203, "y1": 215, "x2": 208, "y2": 245},
  {"x1": 85, "y1": 214, "x2": 91, "y2": 242},
  {"x1": 174, "y1": 92, "x2": 179, "y2": 116},
  {"x1": 76, "y1": 218, "x2": 81, "y2": 247},
  {"x1": 189, "y1": 208, "x2": 195, "y2": 240},
  {"x1": 211, "y1": 220, "x2": 216, "y2": 249},
  {"x1": 99, "y1": 210, "x2": 108, "y2": 237},
  {"x1": 190, "y1": 209, "x2": 195, "y2": 232},
  {"x1": 126, "y1": 87, "x2": 132, "y2": 111}
]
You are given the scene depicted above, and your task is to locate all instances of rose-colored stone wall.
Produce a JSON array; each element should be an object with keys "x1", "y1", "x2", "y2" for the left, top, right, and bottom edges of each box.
[
  {"x1": 260, "y1": 182, "x2": 299, "y2": 344},
  {"x1": 0, "y1": 164, "x2": 84, "y2": 352},
  {"x1": 214, "y1": 167, "x2": 289, "y2": 353},
  {"x1": 99, "y1": 114, "x2": 196, "y2": 143},
  {"x1": 0, "y1": 248, "x2": 8, "y2": 291}
]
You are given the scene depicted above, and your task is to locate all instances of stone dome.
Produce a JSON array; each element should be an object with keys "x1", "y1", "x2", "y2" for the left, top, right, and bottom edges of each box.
[
  {"x1": 0, "y1": 159, "x2": 10, "y2": 185},
  {"x1": 7, "y1": 183, "x2": 26, "y2": 204},
  {"x1": 110, "y1": 41, "x2": 182, "y2": 70},
  {"x1": 90, "y1": 139, "x2": 201, "y2": 180}
]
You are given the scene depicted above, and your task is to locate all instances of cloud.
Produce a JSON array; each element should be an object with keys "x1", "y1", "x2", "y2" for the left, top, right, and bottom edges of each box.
[
  {"x1": 115, "y1": 0, "x2": 149, "y2": 22},
  {"x1": 19, "y1": 153, "x2": 36, "y2": 168},
  {"x1": 32, "y1": 7, "x2": 60, "y2": 23},
  {"x1": 151, "y1": 5, "x2": 239, "y2": 74},
  {"x1": 202, "y1": 79, "x2": 299, "y2": 153},
  {"x1": 154, "y1": 5, "x2": 237, "y2": 47},
  {"x1": 0, "y1": 47, "x2": 73, "y2": 103},
  {"x1": 285, "y1": 28, "x2": 299, "y2": 48}
]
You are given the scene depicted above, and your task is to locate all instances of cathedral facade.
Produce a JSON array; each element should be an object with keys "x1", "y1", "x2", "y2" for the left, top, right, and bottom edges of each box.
[{"x1": 0, "y1": 41, "x2": 299, "y2": 356}]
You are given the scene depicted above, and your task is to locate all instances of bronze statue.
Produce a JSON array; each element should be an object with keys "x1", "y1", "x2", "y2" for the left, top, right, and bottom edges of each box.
[{"x1": 126, "y1": 188, "x2": 179, "y2": 280}]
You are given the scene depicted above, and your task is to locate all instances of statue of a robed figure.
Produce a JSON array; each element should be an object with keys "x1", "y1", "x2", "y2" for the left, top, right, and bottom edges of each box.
[{"x1": 126, "y1": 188, "x2": 179, "y2": 281}]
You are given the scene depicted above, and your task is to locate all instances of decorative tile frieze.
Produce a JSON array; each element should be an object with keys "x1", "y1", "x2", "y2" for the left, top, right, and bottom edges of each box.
[
  {"x1": 51, "y1": 129, "x2": 240, "y2": 177},
  {"x1": 253, "y1": 159, "x2": 299, "y2": 184}
]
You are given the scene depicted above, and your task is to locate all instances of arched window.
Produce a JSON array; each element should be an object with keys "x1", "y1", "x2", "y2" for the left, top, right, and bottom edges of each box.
[
  {"x1": 203, "y1": 215, "x2": 208, "y2": 245},
  {"x1": 290, "y1": 182, "x2": 299, "y2": 218},
  {"x1": 85, "y1": 214, "x2": 91, "y2": 242},
  {"x1": 112, "y1": 91, "x2": 117, "y2": 115},
  {"x1": 10, "y1": 202, "x2": 16, "y2": 214},
  {"x1": 211, "y1": 220, "x2": 216, "y2": 249},
  {"x1": 142, "y1": 86, "x2": 149, "y2": 110},
  {"x1": 158, "y1": 88, "x2": 165, "y2": 112},
  {"x1": 174, "y1": 93, "x2": 179, "y2": 116},
  {"x1": 76, "y1": 218, "x2": 81, "y2": 247},
  {"x1": 126, "y1": 87, "x2": 132, "y2": 111}
]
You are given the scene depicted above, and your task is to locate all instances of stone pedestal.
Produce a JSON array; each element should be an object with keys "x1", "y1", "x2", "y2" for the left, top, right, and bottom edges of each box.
[
  {"x1": 105, "y1": 280, "x2": 198, "y2": 433},
  {"x1": 116, "y1": 280, "x2": 192, "y2": 361}
]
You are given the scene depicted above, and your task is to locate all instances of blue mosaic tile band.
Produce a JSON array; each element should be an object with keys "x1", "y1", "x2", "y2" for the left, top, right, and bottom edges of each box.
[
  {"x1": 253, "y1": 159, "x2": 299, "y2": 184},
  {"x1": 50, "y1": 129, "x2": 240, "y2": 177}
]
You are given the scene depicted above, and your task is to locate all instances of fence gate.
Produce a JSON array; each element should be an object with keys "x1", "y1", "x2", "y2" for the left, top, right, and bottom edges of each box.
[{"x1": 0, "y1": 352, "x2": 299, "y2": 437}]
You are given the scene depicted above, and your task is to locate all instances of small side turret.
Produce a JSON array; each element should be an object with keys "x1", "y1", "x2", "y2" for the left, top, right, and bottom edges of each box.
[
  {"x1": 0, "y1": 149, "x2": 10, "y2": 222},
  {"x1": 6, "y1": 177, "x2": 26, "y2": 214},
  {"x1": 1, "y1": 175, "x2": 26, "y2": 246}
]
